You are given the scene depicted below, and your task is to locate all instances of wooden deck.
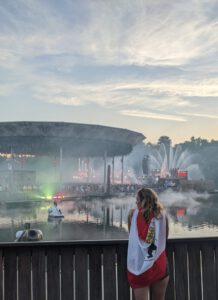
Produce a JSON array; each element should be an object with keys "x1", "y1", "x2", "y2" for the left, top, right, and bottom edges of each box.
[{"x1": 0, "y1": 237, "x2": 217, "y2": 300}]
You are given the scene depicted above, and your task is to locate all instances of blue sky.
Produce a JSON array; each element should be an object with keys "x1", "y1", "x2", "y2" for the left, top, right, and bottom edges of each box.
[{"x1": 1, "y1": 0, "x2": 218, "y2": 144}]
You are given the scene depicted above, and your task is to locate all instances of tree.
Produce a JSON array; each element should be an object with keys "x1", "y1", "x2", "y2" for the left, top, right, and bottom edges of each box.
[{"x1": 157, "y1": 136, "x2": 172, "y2": 148}]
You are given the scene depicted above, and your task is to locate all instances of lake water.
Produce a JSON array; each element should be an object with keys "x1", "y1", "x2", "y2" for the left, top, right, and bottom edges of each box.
[{"x1": 0, "y1": 190, "x2": 218, "y2": 242}]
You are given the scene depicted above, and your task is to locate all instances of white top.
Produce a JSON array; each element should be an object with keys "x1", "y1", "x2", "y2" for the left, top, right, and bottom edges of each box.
[
  {"x1": 127, "y1": 209, "x2": 166, "y2": 275},
  {"x1": 16, "y1": 230, "x2": 24, "y2": 240},
  {"x1": 48, "y1": 205, "x2": 64, "y2": 217}
]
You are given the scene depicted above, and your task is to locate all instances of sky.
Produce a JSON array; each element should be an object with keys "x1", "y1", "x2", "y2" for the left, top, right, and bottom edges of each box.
[{"x1": 1, "y1": 0, "x2": 218, "y2": 144}]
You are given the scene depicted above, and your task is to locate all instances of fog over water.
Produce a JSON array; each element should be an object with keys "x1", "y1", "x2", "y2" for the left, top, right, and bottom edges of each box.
[
  {"x1": 0, "y1": 132, "x2": 217, "y2": 242},
  {"x1": 0, "y1": 191, "x2": 218, "y2": 242}
]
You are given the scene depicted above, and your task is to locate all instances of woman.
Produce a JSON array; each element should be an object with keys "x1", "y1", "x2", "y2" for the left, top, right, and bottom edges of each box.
[{"x1": 127, "y1": 188, "x2": 169, "y2": 300}]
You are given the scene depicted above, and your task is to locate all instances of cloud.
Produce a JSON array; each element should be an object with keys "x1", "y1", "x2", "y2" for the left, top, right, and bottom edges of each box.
[
  {"x1": 120, "y1": 109, "x2": 187, "y2": 122},
  {"x1": 126, "y1": 78, "x2": 218, "y2": 98},
  {"x1": 181, "y1": 112, "x2": 218, "y2": 119},
  {"x1": 0, "y1": 49, "x2": 20, "y2": 69},
  {"x1": 0, "y1": 0, "x2": 218, "y2": 137},
  {"x1": 1, "y1": 1, "x2": 218, "y2": 86},
  {"x1": 1, "y1": 0, "x2": 218, "y2": 69},
  {"x1": 46, "y1": 96, "x2": 83, "y2": 106},
  {"x1": 0, "y1": 83, "x2": 19, "y2": 96},
  {"x1": 31, "y1": 77, "x2": 198, "y2": 112}
]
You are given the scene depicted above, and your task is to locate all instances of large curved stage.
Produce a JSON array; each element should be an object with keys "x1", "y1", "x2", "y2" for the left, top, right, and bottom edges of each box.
[{"x1": 0, "y1": 122, "x2": 145, "y2": 157}]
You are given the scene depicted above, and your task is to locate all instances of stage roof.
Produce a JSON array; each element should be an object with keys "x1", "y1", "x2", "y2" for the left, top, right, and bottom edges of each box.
[{"x1": 0, "y1": 122, "x2": 145, "y2": 157}]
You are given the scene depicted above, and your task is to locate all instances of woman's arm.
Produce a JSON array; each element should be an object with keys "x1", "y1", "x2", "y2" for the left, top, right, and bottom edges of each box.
[{"x1": 128, "y1": 209, "x2": 134, "y2": 232}]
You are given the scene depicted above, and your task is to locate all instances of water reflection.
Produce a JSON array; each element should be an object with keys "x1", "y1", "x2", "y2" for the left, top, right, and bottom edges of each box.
[{"x1": 0, "y1": 192, "x2": 218, "y2": 242}]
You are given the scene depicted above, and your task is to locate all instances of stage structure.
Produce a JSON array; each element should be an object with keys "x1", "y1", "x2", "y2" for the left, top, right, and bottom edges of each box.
[{"x1": 0, "y1": 122, "x2": 145, "y2": 191}]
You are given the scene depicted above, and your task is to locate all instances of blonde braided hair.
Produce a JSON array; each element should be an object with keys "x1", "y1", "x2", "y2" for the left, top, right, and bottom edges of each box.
[{"x1": 137, "y1": 188, "x2": 163, "y2": 222}]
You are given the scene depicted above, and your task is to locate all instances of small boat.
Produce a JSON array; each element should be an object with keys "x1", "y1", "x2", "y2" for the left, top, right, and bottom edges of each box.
[{"x1": 15, "y1": 227, "x2": 43, "y2": 242}]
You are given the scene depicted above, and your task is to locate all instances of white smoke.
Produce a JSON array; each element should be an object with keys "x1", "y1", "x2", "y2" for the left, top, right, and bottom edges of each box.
[
  {"x1": 187, "y1": 164, "x2": 204, "y2": 180},
  {"x1": 159, "y1": 189, "x2": 210, "y2": 207}
]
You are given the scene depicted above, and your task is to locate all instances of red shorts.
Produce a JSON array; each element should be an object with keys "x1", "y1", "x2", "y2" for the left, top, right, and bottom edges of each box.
[{"x1": 128, "y1": 251, "x2": 167, "y2": 288}]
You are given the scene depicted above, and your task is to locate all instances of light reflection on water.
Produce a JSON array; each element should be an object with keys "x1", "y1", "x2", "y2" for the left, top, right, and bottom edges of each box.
[{"x1": 0, "y1": 192, "x2": 218, "y2": 242}]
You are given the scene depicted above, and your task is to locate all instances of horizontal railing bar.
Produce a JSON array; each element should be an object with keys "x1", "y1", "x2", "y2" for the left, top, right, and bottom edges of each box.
[{"x1": 0, "y1": 236, "x2": 217, "y2": 247}]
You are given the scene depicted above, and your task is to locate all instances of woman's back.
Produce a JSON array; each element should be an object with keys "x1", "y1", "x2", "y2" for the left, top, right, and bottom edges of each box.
[{"x1": 127, "y1": 188, "x2": 169, "y2": 300}]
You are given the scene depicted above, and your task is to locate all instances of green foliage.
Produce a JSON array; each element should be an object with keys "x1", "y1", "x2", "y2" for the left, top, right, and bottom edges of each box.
[
  {"x1": 179, "y1": 137, "x2": 210, "y2": 152},
  {"x1": 157, "y1": 136, "x2": 172, "y2": 147}
]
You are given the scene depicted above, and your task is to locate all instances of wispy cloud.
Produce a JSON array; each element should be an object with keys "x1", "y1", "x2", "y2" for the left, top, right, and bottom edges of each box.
[
  {"x1": 32, "y1": 77, "x2": 199, "y2": 112},
  {"x1": 120, "y1": 109, "x2": 187, "y2": 122},
  {"x1": 181, "y1": 112, "x2": 218, "y2": 119},
  {"x1": 1, "y1": 0, "x2": 218, "y2": 68},
  {"x1": 142, "y1": 79, "x2": 218, "y2": 98},
  {"x1": 1, "y1": 0, "x2": 218, "y2": 140}
]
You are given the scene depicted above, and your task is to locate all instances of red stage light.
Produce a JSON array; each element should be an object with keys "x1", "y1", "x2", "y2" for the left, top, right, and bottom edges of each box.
[
  {"x1": 177, "y1": 209, "x2": 186, "y2": 216},
  {"x1": 178, "y1": 170, "x2": 187, "y2": 178}
]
